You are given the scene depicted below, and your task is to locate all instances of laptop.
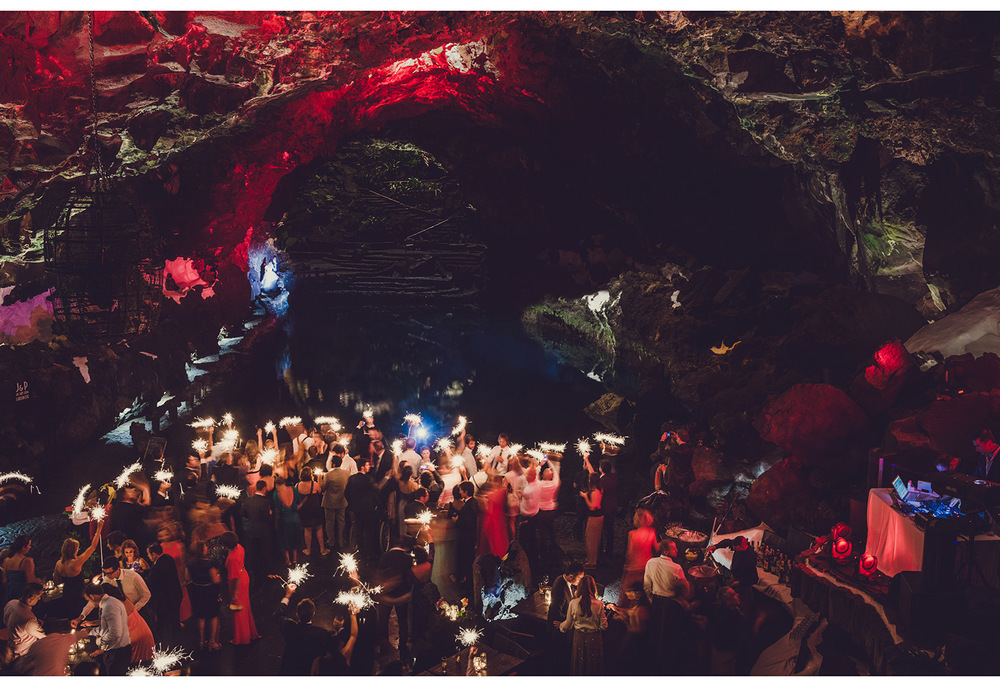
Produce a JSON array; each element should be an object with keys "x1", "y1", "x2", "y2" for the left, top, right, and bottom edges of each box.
[{"x1": 892, "y1": 475, "x2": 939, "y2": 503}]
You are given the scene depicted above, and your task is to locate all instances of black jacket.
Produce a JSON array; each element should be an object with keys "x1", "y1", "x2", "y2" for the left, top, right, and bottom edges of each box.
[{"x1": 147, "y1": 553, "x2": 182, "y2": 620}]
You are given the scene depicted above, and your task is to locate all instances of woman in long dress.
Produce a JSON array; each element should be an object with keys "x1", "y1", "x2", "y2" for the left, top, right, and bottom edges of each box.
[
  {"x1": 559, "y1": 575, "x2": 607, "y2": 675},
  {"x1": 221, "y1": 532, "x2": 259, "y2": 645},
  {"x1": 581, "y1": 473, "x2": 603, "y2": 569},
  {"x1": 477, "y1": 476, "x2": 509, "y2": 557},
  {"x1": 274, "y1": 473, "x2": 303, "y2": 565}
]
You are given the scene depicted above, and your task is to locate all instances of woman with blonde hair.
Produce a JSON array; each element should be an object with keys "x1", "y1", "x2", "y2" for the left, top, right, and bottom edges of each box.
[
  {"x1": 619, "y1": 508, "x2": 657, "y2": 607},
  {"x1": 52, "y1": 522, "x2": 104, "y2": 618},
  {"x1": 559, "y1": 574, "x2": 607, "y2": 675}
]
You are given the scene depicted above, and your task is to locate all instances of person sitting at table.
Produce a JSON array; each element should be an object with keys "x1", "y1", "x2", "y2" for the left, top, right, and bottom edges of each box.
[{"x1": 559, "y1": 574, "x2": 607, "y2": 675}]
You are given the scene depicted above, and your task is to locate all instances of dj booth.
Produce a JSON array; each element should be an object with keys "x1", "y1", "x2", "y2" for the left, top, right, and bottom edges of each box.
[{"x1": 865, "y1": 488, "x2": 1000, "y2": 588}]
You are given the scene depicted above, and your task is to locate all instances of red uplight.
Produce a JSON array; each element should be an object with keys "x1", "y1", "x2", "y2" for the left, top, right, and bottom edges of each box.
[
  {"x1": 832, "y1": 537, "x2": 852, "y2": 563},
  {"x1": 859, "y1": 553, "x2": 877, "y2": 577},
  {"x1": 831, "y1": 522, "x2": 852, "y2": 541}
]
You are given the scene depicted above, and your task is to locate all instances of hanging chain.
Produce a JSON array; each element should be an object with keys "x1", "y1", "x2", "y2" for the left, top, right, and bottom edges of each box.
[{"x1": 87, "y1": 10, "x2": 105, "y2": 189}]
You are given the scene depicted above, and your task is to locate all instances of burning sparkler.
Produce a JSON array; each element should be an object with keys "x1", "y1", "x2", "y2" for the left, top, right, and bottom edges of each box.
[
  {"x1": 392, "y1": 438, "x2": 404, "y2": 456},
  {"x1": 337, "y1": 552, "x2": 359, "y2": 576},
  {"x1": 593, "y1": 432, "x2": 627, "y2": 446},
  {"x1": 279, "y1": 416, "x2": 302, "y2": 428},
  {"x1": 219, "y1": 429, "x2": 239, "y2": 449},
  {"x1": 71, "y1": 484, "x2": 91, "y2": 518},
  {"x1": 192, "y1": 439, "x2": 208, "y2": 454},
  {"x1": 415, "y1": 510, "x2": 433, "y2": 526},
  {"x1": 526, "y1": 449, "x2": 545, "y2": 462},
  {"x1": 403, "y1": 413, "x2": 422, "y2": 426},
  {"x1": 338, "y1": 436, "x2": 350, "y2": 447},
  {"x1": 363, "y1": 407, "x2": 374, "y2": 422},
  {"x1": 576, "y1": 439, "x2": 592, "y2": 456},
  {"x1": 154, "y1": 470, "x2": 173, "y2": 483},
  {"x1": 314, "y1": 416, "x2": 342, "y2": 431},
  {"x1": 452, "y1": 415, "x2": 467, "y2": 435},
  {"x1": 509, "y1": 443, "x2": 523, "y2": 455},
  {"x1": 336, "y1": 589, "x2": 376, "y2": 612},
  {"x1": 450, "y1": 454, "x2": 466, "y2": 470},
  {"x1": 150, "y1": 646, "x2": 190, "y2": 674},
  {"x1": 264, "y1": 420, "x2": 276, "y2": 435},
  {"x1": 457, "y1": 627, "x2": 482, "y2": 647},
  {"x1": 538, "y1": 442, "x2": 566, "y2": 454},
  {"x1": 114, "y1": 462, "x2": 143, "y2": 489},
  {"x1": 286, "y1": 563, "x2": 312, "y2": 587},
  {"x1": 261, "y1": 448, "x2": 279, "y2": 465},
  {"x1": 215, "y1": 485, "x2": 241, "y2": 500},
  {"x1": 128, "y1": 667, "x2": 155, "y2": 677},
  {"x1": 89, "y1": 504, "x2": 107, "y2": 522},
  {"x1": 189, "y1": 417, "x2": 215, "y2": 429},
  {"x1": 476, "y1": 443, "x2": 492, "y2": 459},
  {"x1": 222, "y1": 412, "x2": 234, "y2": 427},
  {"x1": 436, "y1": 437, "x2": 454, "y2": 452},
  {"x1": 0, "y1": 471, "x2": 32, "y2": 485}
]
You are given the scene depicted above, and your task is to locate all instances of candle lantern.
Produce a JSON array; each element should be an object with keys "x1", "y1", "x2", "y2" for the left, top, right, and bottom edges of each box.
[
  {"x1": 831, "y1": 537, "x2": 852, "y2": 563},
  {"x1": 859, "y1": 553, "x2": 878, "y2": 578}
]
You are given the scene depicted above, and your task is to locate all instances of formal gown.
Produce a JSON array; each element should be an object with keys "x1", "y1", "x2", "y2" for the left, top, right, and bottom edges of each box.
[
  {"x1": 477, "y1": 489, "x2": 509, "y2": 558},
  {"x1": 274, "y1": 488, "x2": 304, "y2": 552},
  {"x1": 225, "y1": 545, "x2": 259, "y2": 645},
  {"x1": 128, "y1": 608, "x2": 155, "y2": 663},
  {"x1": 161, "y1": 540, "x2": 192, "y2": 623}
]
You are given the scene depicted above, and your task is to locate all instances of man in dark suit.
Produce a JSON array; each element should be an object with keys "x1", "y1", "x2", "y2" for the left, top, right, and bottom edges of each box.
[
  {"x1": 546, "y1": 560, "x2": 584, "y2": 675},
  {"x1": 239, "y1": 480, "x2": 274, "y2": 585},
  {"x1": 277, "y1": 584, "x2": 335, "y2": 675},
  {"x1": 346, "y1": 459, "x2": 381, "y2": 560},
  {"x1": 145, "y1": 543, "x2": 182, "y2": 646},
  {"x1": 453, "y1": 481, "x2": 479, "y2": 595},
  {"x1": 371, "y1": 440, "x2": 395, "y2": 486}
]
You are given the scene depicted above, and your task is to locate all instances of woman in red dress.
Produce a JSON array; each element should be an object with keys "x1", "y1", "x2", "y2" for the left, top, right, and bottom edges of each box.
[
  {"x1": 221, "y1": 532, "x2": 258, "y2": 645},
  {"x1": 477, "y1": 476, "x2": 510, "y2": 557}
]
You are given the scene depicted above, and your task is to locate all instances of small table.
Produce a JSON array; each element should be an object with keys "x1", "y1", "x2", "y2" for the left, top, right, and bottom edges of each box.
[
  {"x1": 513, "y1": 590, "x2": 550, "y2": 623},
  {"x1": 420, "y1": 644, "x2": 525, "y2": 676}
]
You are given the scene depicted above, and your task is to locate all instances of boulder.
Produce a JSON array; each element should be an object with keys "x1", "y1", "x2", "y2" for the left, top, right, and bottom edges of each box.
[
  {"x1": 755, "y1": 383, "x2": 869, "y2": 464},
  {"x1": 745, "y1": 456, "x2": 838, "y2": 533},
  {"x1": 690, "y1": 445, "x2": 732, "y2": 482},
  {"x1": 583, "y1": 392, "x2": 635, "y2": 434},
  {"x1": 850, "y1": 339, "x2": 918, "y2": 415}
]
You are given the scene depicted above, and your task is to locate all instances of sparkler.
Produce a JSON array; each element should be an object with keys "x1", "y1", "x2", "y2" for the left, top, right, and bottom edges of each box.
[
  {"x1": 436, "y1": 437, "x2": 454, "y2": 452},
  {"x1": 336, "y1": 589, "x2": 376, "y2": 611},
  {"x1": 593, "y1": 432, "x2": 627, "y2": 446},
  {"x1": 72, "y1": 484, "x2": 91, "y2": 518},
  {"x1": 576, "y1": 439, "x2": 592, "y2": 456},
  {"x1": 363, "y1": 407, "x2": 374, "y2": 421},
  {"x1": 476, "y1": 443, "x2": 492, "y2": 458},
  {"x1": 509, "y1": 443, "x2": 523, "y2": 455},
  {"x1": 279, "y1": 416, "x2": 302, "y2": 428},
  {"x1": 150, "y1": 646, "x2": 190, "y2": 674},
  {"x1": 114, "y1": 462, "x2": 143, "y2": 489},
  {"x1": 457, "y1": 627, "x2": 482, "y2": 647},
  {"x1": 264, "y1": 420, "x2": 276, "y2": 435},
  {"x1": 286, "y1": 563, "x2": 312, "y2": 587},
  {"x1": 403, "y1": 413, "x2": 422, "y2": 426},
  {"x1": 415, "y1": 510, "x2": 433, "y2": 526},
  {"x1": 222, "y1": 412, "x2": 234, "y2": 426},
  {"x1": 452, "y1": 415, "x2": 467, "y2": 435},
  {"x1": 128, "y1": 667, "x2": 155, "y2": 677},
  {"x1": 154, "y1": 470, "x2": 173, "y2": 483},
  {"x1": 450, "y1": 454, "x2": 466, "y2": 470},
  {"x1": 338, "y1": 436, "x2": 350, "y2": 447},
  {"x1": 337, "y1": 552, "x2": 359, "y2": 576},
  {"x1": 189, "y1": 417, "x2": 215, "y2": 429},
  {"x1": 0, "y1": 471, "x2": 32, "y2": 485},
  {"x1": 538, "y1": 442, "x2": 566, "y2": 454},
  {"x1": 314, "y1": 416, "x2": 342, "y2": 430},
  {"x1": 215, "y1": 485, "x2": 241, "y2": 500},
  {"x1": 89, "y1": 505, "x2": 107, "y2": 522},
  {"x1": 526, "y1": 449, "x2": 545, "y2": 462},
  {"x1": 392, "y1": 438, "x2": 404, "y2": 456},
  {"x1": 192, "y1": 439, "x2": 208, "y2": 454},
  {"x1": 261, "y1": 448, "x2": 279, "y2": 465}
]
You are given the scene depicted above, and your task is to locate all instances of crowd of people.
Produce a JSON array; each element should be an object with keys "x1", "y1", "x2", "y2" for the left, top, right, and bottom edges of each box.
[{"x1": 1, "y1": 414, "x2": 769, "y2": 677}]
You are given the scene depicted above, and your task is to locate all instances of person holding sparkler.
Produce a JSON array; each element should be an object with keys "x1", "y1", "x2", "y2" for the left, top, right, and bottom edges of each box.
[{"x1": 54, "y1": 521, "x2": 105, "y2": 618}]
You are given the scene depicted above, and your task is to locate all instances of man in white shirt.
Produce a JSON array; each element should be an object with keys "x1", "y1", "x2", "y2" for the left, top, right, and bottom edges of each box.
[
  {"x1": 4, "y1": 582, "x2": 45, "y2": 658},
  {"x1": 99, "y1": 557, "x2": 151, "y2": 613},
  {"x1": 518, "y1": 468, "x2": 541, "y2": 576},
  {"x1": 327, "y1": 444, "x2": 357, "y2": 475},
  {"x1": 488, "y1": 434, "x2": 512, "y2": 476},
  {"x1": 455, "y1": 430, "x2": 480, "y2": 479},
  {"x1": 537, "y1": 461, "x2": 561, "y2": 554},
  {"x1": 76, "y1": 582, "x2": 131, "y2": 676},
  {"x1": 397, "y1": 438, "x2": 421, "y2": 477},
  {"x1": 643, "y1": 540, "x2": 689, "y2": 600}
]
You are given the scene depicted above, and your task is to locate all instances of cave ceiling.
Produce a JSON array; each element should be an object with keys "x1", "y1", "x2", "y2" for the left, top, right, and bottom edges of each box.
[{"x1": 2, "y1": 10, "x2": 1000, "y2": 303}]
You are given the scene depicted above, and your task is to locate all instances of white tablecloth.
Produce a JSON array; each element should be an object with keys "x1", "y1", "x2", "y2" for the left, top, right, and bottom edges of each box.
[
  {"x1": 866, "y1": 488, "x2": 1000, "y2": 587},
  {"x1": 865, "y1": 488, "x2": 924, "y2": 577}
]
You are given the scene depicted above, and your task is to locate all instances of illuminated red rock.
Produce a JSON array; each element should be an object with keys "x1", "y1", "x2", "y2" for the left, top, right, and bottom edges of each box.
[{"x1": 755, "y1": 383, "x2": 868, "y2": 464}]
